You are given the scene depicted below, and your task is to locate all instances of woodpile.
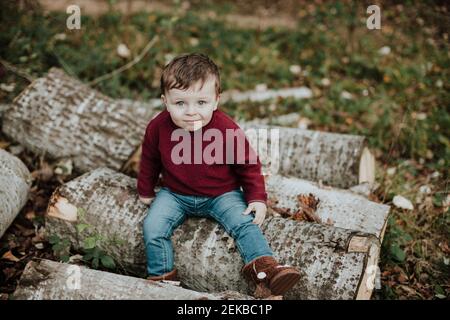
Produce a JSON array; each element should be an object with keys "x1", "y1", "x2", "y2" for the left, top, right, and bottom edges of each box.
[
  {"x1": 0, "y1": 68, "x2": 390, "y2": 300},
  {"x1": 45, "y1": 167, "x2": 382, "y2": 299}
]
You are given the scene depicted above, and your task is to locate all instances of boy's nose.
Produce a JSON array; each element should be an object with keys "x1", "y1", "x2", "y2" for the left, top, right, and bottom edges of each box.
[{"x1": 185, "y1": 105, "x2": 197, "y2": 115}]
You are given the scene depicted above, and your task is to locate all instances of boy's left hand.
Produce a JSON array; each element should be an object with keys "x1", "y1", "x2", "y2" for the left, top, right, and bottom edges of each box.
[{"x1": 242, "y1": 201, "x2": 267, "y2": 226}]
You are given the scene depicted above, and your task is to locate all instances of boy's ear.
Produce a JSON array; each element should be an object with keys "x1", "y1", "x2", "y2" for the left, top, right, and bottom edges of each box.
[
  {"x1": 161, "y1": 94, "x2": 167, "y2": 107},
  {"x1": 213, "y1": 94, "x2": 220, "y2": 110}
]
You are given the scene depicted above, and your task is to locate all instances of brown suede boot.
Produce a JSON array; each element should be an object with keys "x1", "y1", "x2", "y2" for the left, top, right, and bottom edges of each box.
[
  {"x1": 242, "y1": 256, "x2": 300, "y2": 297},
  {"x1": 147, "y1": 269, "x2": 178, "y2": 281}
]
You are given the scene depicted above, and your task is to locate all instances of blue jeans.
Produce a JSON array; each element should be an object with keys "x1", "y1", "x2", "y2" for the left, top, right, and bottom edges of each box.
[{"x1": 143, "y1": 187, "x2": 274, "y2": 276}]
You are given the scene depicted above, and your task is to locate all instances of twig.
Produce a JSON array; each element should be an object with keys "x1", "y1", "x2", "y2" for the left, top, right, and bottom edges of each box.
[
  {"x1": 88, "y1": 35, "x2": 159, "y2": 86},
  {"x1": 51, "y1": 50, "x2": 78, "y2": 79},
  {"x1": 0, "y1": 58, "x2": 35, "y2": 82}
]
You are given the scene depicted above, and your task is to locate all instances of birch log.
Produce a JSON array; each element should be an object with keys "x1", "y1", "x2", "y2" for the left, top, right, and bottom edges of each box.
[
  {"x1": 2, "y1": 68, "x2": 157, "y2": 172},
  {"x1": 0, "y1": 104, "x2": 12, "y2": 119},
  {"x1": 265, "y1": 175, "x2": 390, "y2": 240},
  {"x1": 13, "y1": 259, "x2": 253, "y2": 300},
  {"x1": 0, "y1": 149, "x2": 32, "y2": 238},
  {"x1": 221, "y1": 87, "x2": 313, "y2": 103},
  {"x1": 239, "y1": 123, "x2": 375, "y2": 188},
  {"x1": 46, "y1": 168, "x2": 382, "y2": 299}
]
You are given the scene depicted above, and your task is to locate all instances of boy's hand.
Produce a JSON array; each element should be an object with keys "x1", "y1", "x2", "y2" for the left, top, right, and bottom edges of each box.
[
  {"x1": 139, "y1": 196, "x2": 154, "y2": 205},
  {"x1": 242, "y1": 201, "x2": 267, "y2": 226}
]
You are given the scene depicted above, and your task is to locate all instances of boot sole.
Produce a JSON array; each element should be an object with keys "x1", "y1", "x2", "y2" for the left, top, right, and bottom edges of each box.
[
  {"x1": 147, "y1": 269, "x2": 178, "y2": 281},
  {"x1": 269, "y1": 269, "x2": 301, "y2": 296}
]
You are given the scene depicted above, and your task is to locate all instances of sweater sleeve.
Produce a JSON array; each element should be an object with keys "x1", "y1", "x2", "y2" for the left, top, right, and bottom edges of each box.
[
  {"x1": 137, "y1": 120, "x2": 162, "y2": 198},
  {"x1": 229, "y1": 126, "x2": 268, "y2": 204}
]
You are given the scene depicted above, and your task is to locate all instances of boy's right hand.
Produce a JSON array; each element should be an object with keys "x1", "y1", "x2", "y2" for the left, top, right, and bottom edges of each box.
[{"x1": 139, "y1": 196, "x2": 154, "y2": 205}]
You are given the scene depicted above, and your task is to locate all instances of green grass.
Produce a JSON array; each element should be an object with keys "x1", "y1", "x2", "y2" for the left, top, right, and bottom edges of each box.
[{"x1": 0, "y1": 0, "x2": 448, "y2": 299}]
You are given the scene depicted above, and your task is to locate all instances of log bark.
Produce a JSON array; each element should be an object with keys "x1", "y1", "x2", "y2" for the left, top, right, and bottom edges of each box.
[
  {"x1": 239, "y1": 123, "x2": 375, "y2": 188},
  {"x1": 0, "y1": 149, "x2": 31, "y2": 238},
  {"x1": 0, "y1": 104, "x2": 12, "y2": 119},
  {"x1": 2, "y1": 68, "x2": 157, "y2": 173},
  {"x1": 174, "y1": 216, "x2": 380, "y2": 300},
  {"x1": 243, "y1": 112, "x2": 307, "y2": 128},
  {"x1": 46, "y1": 168, "x2": 382, "y2": 299},
  {"x1": 13, "y1": 259, "x2": 252, "y2": 300},
  {"x1": 265, "y1": 175, "x2": 390, "y2": 240},
  {"x1": 221, "y1": 87, "x2": 313, "y2": 103}
]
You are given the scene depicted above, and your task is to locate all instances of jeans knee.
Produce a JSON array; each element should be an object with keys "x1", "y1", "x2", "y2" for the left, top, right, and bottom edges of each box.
[
  {"x1": 143, "y1": 215, "x2": 166, "y2": 241},
  {"x1": 229, "y1": 219, "x2": 254, "y2": 238}
]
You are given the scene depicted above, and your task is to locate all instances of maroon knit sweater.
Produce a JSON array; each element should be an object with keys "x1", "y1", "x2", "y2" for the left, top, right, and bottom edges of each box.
[{"x1": 137, "y1": 109, "x2": 267, "y2": 204}]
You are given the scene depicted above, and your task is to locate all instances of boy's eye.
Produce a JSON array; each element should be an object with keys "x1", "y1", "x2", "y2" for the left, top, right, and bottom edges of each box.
[
  {"x1": 175, "y1": 101, "x2": 184, "y2": 106},
  {"x1": 198, "y1": 101, "x2": 206, "y2": 105}
]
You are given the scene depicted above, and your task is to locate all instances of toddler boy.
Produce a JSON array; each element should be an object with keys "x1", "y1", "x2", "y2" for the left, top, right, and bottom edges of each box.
[{"x1": 137, "y1": 53, "x2": 300, "y2": 296}]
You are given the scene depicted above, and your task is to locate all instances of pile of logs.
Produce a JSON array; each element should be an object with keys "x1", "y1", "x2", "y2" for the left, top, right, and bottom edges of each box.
[{"x1": 0, "y1": 68, "x2": 390, "y2": 300}]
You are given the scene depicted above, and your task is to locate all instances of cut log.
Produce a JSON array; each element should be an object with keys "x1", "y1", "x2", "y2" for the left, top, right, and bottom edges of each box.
[
  {"x1": 2, "y1": 68, "x2": 157, "y2": 172},
  {"x1": 265, "y1": 175, "x2": 390, "y2": 240},
  {"x1": 13, "y1": 259, "x2": 252, "y2": 300},
  {"x1": 239, "y1": 123, "x2": 375, "y2": 188},
  {"x1": 0, "y1": 149, "x2": 31, "y2": 238},
  {"x1": 174, "y1": 216, "x2": 380, "y2": 300},
  {"x1": 46, "y1": 168, "x2": 382, "y2": 299}
]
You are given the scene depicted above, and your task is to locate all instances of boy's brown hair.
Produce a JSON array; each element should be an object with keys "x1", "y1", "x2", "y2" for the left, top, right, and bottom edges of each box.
[{"x1": 160, "y1": 53, "x2": 221, "y2": 97}]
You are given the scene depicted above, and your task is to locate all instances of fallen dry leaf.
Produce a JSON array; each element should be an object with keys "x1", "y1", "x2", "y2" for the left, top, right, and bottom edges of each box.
[
  {"x1": 253, "y1": 283, "x2": 272, "y2": 299},
  {"x1": 0, "y1": 140, "x2": 11, "y2": 149},
  {"x1": 438, "y1": 241, "x2": 450, "y2": 254},
  {"x1": 292, "y1": 193, "x2": 321, "y2": 223},
  {"x1": 268, "y1": 193, "x2": 321, "y2": 224},
  {"x1": 31, "y1": 161, "x2": 54, "y2": 182},
  {"x1": 1, "y1": 251, "x2": 20, "y2": 262},
  {"x1": 24, "y1": 210, "x2": 36, "y2": 221}
]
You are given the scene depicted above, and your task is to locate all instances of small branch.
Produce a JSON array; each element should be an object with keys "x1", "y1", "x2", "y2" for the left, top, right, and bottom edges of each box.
[
  {"x1": 0, "y1": 58, "x2": 35, "y2": 82},
  {"x1": 88, "y1": 35, "x2": 159, "y2": 86}
]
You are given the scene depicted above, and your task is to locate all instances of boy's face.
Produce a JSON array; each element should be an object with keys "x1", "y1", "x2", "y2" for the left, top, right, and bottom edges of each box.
[{"x1": 162, "y1": 76, "x2": 219, "y2": 132}]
